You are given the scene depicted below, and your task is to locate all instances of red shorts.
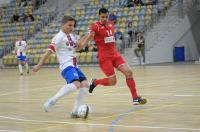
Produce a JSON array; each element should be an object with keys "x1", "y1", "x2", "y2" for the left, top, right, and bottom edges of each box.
[{"x1": 98, "y1": 51, "x2": 126, "y2": 77}]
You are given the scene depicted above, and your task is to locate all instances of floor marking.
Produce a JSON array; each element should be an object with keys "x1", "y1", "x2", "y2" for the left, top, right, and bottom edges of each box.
[
  {"x1": 0, "y1": 85, "x2": 61, "y2": 97},
  {"x1": 1, "y1": 93, "x2": 200, "y2": 104},
  {"x1": 1, "y1": 103, "x2": 199, "y2": 132},
  {"x1": 108, "y1": 109, "x2": 134, "y2": 132},
  {"x1": 0, "y1": 85, "x2": 123, "y2": 97},
  {"x1": 27, "y1": 124, "x2": 70, "y2": 132},
  {"x1": 0, "y1": 130, "x2": 22, "y2": 132},
  {"x1": 174, "y1": 94, "x2": 200, "y2": 97},
  {"x1": 102, "y1": 93, "x2": 200, "y2": 97},
  {"x1": 0, "y1": 115, "x2": 200, "y2": 131},
  {"x1": 91, "y1": 103, "x2": 181, "y2": 121}
]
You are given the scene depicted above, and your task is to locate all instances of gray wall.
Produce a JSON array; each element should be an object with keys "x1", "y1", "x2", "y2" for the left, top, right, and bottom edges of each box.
[
  {"x1": 187, "y1": 8, "x2": 200, "y2": 56},
  {"x1": 175, "y1": 30, "x2": 199, "y2": 61}
]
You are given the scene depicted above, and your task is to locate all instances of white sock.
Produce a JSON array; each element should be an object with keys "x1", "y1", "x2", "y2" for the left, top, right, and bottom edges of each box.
[
  {"x1": 72, "y1": 87, "x2": 87, "y2": 113},
  {"x1": 18, "y1": 64, "x2": 23, "y2": 74},
  {"x1": 51, "y1": 83, "x2": 77, "y2": 103},
  {"x1": 25, "y1": 63, "x2": 29, "y2": 73}
]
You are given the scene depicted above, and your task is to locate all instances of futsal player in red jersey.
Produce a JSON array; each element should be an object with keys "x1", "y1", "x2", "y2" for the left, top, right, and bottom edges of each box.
[{"x1": 79, "y1": 7, "x2": 147, "y2": 105}]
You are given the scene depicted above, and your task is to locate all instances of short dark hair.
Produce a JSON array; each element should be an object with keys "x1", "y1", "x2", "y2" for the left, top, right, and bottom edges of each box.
[
  {"x1": 99, "y1": 7, "x2": 109, "y2": 15},
  {"x1": 61, "y1": 16, "x2": 76, "y2": 27}
]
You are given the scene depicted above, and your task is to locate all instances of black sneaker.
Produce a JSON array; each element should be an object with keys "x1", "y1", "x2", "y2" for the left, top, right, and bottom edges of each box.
[
  {"x1": 133, "y1": 97, "x2": 147, "y2": 105},
  {"x1": 20, "y1": 73, "x2": 23, "y2": 76},
  {"x1": 89, "y1": 78, "x2": 96, "y2": 93}
]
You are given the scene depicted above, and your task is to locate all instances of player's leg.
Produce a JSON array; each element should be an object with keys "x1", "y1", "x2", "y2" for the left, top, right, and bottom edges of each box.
[
  {"x1": 134, "y1": 48, "x2": 140, "y2": 57},
  {"x1": 114, "y1": 53, "x2": 146, "y2": 105},
  {"x1": 25, "y1": 62, "x2": 30, "y2": 74},
  {"x1": 22, "y1": 56, "x2": 29, "y2": 74},
  {"x1": 71, "y1": 80, "x2": 88, "y2": 118},
  {"x1": 141, "y1": 47, "x2": 145, "y2": 64},
  {"x1": 21, "y1": 60, "x2": 29, "y2": 74},
  {"x1": 118, "y1": 64, "x2": 147, "y2": 105},
  {"x1": 17, "y1": 58, "x2": 23, "y2": 75},
  {"x1": 118, "y1": 64, "x2": 138, "y2": 98},
  {"x1": 44, "y1": 66, "x2": 81, "y2": 112},
  {"x1": 89, "y1": 59, "x2": 117, "y2": 93},
  {"x1": 71, "y1": 68, "x2": 88, "y2": 117},
  {"x1": 44, "y1": 81, "x2": 80, "y2": 112}
]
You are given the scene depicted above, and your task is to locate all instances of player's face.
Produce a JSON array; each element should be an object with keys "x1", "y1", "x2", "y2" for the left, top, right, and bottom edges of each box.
[
  {"x1": 62, "y1": 21, "x2": 75, "y2": 34},
  {"x1": 99, "y1": 12, "x2": 109, "y2": 25}
]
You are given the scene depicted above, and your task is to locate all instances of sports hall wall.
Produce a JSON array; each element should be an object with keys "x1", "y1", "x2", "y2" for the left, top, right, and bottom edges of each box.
[
  {"x1": 146, "y1": 5, "x2": 200, "y2": 64},
  {"x1": 174, "y1": 7, "x2": 200, "y2": 61},
  {"x1": 188, "y1": 9, "x2": 200, "y2": 56}
]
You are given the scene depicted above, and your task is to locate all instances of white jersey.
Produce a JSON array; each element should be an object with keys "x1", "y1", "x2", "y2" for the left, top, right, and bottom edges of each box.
[
  {"x1": 15, "y1": 40, "x2": 27, "y2": 56},
  {"x1": 48, "y1": 30, "x2": 78, "y2": 71}
]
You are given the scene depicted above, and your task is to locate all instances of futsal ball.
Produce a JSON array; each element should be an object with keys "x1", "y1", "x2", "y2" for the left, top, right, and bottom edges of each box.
[{"x1": 77, "y1": 104, "x2": 91, "y2": 119}]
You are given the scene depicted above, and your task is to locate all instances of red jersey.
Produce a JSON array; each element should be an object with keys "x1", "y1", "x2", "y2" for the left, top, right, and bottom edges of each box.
[{"x1": 89, "y1": 21, "x2": 116, "y2": 59}]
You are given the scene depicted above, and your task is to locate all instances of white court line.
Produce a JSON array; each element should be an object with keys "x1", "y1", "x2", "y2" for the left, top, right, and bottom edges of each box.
[
  {"x1": 144, "y1": 94, "x2": 200, "y2": 97},
  {"x1": 174, "y1": 95, "x2": 200, "y2": 97},
  {"x1": 0, "y1": 115, "x2": 200, "y2": 131},
  {"x1": 0, "y1": 130, "x2": 22, "y2": 132},
  {"x1": 0, "y1": 85, "x2": 61, "y2": 97},
  {"x1": 0, "y1": 85, "x2": 122, "y2": 97},
  {"x1": 102, "y1": 93, "x2": 200, "y2": 97}
]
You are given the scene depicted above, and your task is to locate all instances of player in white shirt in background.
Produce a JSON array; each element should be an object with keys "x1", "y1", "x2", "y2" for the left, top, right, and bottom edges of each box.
[
  {"x1": 32, "y1": 16, "x2": 89, "y2": 119},
  {"x1": 15, "y1": 37, "x2": 29, "y2": 75}
]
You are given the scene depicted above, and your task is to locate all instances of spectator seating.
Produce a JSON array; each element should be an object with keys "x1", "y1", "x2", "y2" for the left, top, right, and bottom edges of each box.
[{"x1": 2, "y1": 0, "x2": 172, "y2": 66}]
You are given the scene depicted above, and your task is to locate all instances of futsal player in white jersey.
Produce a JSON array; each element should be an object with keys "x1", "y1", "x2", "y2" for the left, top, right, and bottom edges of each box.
[
  {"x1": 15, "y1": 37, "x2": 29, "y2": 75},
  {"x1": 32, "y1": 16, "x2": 89, "y2": 118}
]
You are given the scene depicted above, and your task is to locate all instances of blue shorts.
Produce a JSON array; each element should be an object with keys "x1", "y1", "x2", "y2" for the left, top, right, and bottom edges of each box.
[
  {"x1": 61, "y1": 66, "x2": 87, "y2": 84},
  {"x1": 17, "y1": 55, "x2": 26, "y2": 61}
]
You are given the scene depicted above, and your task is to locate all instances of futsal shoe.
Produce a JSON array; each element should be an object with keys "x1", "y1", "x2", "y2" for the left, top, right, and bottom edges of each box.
[
  {"x1": 44, "y1": 98, "x2": 55, "y2": 112},
  {"x1": 133, "y1": 97, "x2": 147, "y2": 105},
  {"x1": 89, "y1": 78, "x2": 96, "y2": 93}
]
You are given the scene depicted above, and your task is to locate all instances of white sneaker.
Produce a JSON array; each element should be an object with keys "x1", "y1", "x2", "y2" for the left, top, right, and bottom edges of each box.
[{"x1": 44, "y1": 98, "x2": 55, "y2": 112}]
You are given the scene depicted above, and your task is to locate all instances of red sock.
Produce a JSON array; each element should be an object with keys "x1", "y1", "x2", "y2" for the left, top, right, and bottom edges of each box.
[
  {"x1": 126, "y1": 78, "x2": 138, "y2": 99},
  {"x1": 94, "y1": 78, "x2": 110, "y2": 86}
]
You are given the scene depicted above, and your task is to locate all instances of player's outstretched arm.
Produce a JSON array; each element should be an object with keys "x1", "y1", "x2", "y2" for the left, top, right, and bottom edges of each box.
[
  {"x1": 76, "y1": 33, "x2": 93, "y2": 51},
  {"x1": 32, "y1": 50, "x2": 52, "y2": 72}
]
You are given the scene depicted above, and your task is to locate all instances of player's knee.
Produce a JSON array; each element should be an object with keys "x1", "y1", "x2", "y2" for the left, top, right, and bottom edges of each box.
[
  {"x1": 110, "y1": 82, "x2": 117, "y2": 86},
  {"x1": 73, "y1": 81, "x2": 81, "y2": 88},
  {"x1": 126, "y1": 70, "x2": 133, "y2": 78},
  {"x1": 80, "y1": 81, "x2": 89, "y2": 88},
  {"x1": 109, "y1": 78, "x2": 117, "y2": 86}
]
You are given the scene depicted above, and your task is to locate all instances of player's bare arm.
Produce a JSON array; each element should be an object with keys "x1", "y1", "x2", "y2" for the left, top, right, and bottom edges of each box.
[
  {"x1": 32, "y1": 50, "x2": 52, "y2": 72},
  {"x1": 76, "y1": 33, "x2": 93, "y2": 51}
]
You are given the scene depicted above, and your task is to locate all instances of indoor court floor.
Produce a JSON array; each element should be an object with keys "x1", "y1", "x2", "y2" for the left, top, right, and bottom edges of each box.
[{"x1": 0, "y1": 64, "x2": 200, "y2": 132}]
